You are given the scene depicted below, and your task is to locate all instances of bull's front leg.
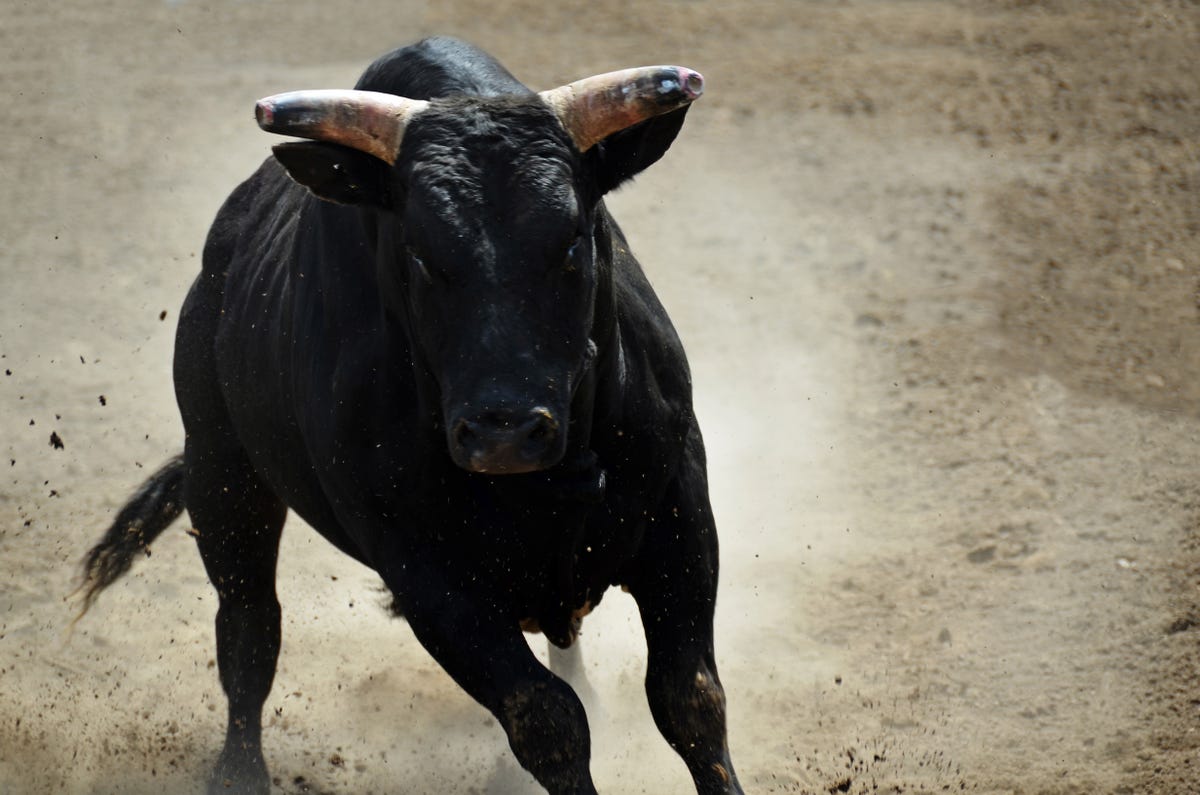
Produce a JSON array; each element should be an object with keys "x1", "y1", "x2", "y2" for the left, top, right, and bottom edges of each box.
[
  {"x1": 626, "y1": 460, "x2": 744, "y2": 795},
  {"x1": 386, "y1": 557, "x2": 596, "y2": 795}
]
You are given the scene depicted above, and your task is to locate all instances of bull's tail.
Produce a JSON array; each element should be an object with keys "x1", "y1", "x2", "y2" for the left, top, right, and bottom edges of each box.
[{"x1": 73, "y1": 454, "x2": 187, "y2": 619}]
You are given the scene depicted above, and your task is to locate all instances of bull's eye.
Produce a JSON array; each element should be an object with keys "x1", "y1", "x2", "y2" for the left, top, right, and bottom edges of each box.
[
  {"x1": 407, "y1": 247, "x2": 433, "y2": 284},
  {"x1": 564, "y1": 236, "x2": 584, "y2": 272}
]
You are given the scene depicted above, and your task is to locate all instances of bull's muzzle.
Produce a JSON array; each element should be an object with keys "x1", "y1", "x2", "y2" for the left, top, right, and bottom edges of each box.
[{"x1": 450, "y1": 408, "x2": 561, "y2": 474}]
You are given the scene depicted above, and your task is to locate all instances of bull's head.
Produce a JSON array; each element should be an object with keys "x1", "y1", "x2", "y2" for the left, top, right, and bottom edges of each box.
[{"x1": 255, "y1": 60, "x2": 702, "y2": 474}]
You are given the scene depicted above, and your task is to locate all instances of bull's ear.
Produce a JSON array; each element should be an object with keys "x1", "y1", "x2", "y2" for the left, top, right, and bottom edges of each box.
[
  {"x1": 587, "y1": 105, "x2": 690, "y2": 195},
  {"x1": 271, "y1": 141, "x2": 391, "y2": 207}
]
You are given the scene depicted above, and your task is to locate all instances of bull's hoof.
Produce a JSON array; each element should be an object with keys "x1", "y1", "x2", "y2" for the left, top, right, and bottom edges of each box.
[{"x1": 207, "y1": 747, "x2": 270, "y2": 795}]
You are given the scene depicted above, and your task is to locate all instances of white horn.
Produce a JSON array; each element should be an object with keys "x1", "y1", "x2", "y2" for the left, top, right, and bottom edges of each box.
[
  {"x1": 539, "y1": 66, "x2": 704, "y2": 152},
  {"x1": 255, "y1": 89, "x2": 429, "y2": 165}
]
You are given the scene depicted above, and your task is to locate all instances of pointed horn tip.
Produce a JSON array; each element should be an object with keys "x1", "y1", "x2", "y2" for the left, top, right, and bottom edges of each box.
[{"x1": 677, "y1": 67, "x2": 704, "y2": 100}]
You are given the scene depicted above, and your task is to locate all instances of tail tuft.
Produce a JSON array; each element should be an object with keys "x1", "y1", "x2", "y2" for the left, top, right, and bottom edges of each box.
[{"x1": 75, "y1": 454, "x2": 187, "y2": 618}]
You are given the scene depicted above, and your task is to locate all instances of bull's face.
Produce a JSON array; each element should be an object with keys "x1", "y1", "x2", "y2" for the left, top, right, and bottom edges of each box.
[
  {"x1": 256, "y1": 65, "x2": 702, "y2": 474},
  {"x1": 395, "y1": 101, "x2": 595, "y2": 473}
]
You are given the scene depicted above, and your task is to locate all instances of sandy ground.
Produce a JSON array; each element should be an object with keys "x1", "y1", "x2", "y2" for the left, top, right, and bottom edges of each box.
[{"x1": 2, "y1": 1, "x2": 1199, "y2": 793}]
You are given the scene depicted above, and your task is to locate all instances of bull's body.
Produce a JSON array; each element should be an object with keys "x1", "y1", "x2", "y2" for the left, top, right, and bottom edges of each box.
[{"x1": 82, "y1": 37, "x2": 740, "y2": 794}]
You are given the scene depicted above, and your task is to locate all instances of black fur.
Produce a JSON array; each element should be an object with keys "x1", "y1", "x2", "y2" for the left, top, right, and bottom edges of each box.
[{"x1": 80, "y1": 37, "x2": 740, "y2": 795}]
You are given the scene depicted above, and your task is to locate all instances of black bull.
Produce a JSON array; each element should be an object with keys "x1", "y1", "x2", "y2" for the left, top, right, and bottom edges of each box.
[{"x1": 78, "y1": 37, "x2": 742, "y2": 794}]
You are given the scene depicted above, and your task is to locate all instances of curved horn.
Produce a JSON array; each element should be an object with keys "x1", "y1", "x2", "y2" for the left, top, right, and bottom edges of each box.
[
  {"x1": 538, "y1": 66, "x2": 704, "y2": 153},
  {"x1": 254, "y1": 89, "x2": 429, "y2": 165}
]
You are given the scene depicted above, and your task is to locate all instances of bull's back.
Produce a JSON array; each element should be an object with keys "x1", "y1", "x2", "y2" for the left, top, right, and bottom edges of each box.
[
  {"x1": 176, "y1": 160, "x2": 300, "y2": 426},
  {"x1": 205, "y1": 161, "x2": 304, "y2": 424}
]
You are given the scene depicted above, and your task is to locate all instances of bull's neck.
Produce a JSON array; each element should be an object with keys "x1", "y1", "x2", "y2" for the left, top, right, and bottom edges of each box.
[{"x1": 296, "y1": 197, "x2": 388, "y2": 318}]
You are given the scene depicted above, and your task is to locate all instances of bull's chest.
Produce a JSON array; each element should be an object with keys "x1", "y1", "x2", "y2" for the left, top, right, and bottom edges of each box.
[{"x1": 456, "y1": 456, "x2": 631, "y2": 647}]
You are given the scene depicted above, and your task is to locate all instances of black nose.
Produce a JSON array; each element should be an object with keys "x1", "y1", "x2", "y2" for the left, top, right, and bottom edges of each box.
[{"x1": 450, "y1": 408, "x2": 560, "y2": 474}]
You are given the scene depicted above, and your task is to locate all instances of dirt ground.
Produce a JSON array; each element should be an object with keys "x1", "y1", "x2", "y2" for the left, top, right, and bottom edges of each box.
[{"x1": 2, "y1": 1, "x2": 1199, "y2": 792}]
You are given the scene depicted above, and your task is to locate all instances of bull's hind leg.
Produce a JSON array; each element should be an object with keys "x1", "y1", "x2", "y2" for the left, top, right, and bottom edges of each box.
[
  {"x1": 627, "y1": 458, "x2": 743, "y2": 795},
  {"x1": 185, "y1": 440, "x2": 287, "y2": 795},
  {"x1": 175, "y1": 243, "x2": 287, "y2": 792}
]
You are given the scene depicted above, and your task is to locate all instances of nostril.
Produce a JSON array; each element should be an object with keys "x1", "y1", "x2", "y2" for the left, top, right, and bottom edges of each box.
[
  {"x1": 527, "y1": 420, "x2": 549, "y2": 443},
  {"x1": 452, "y1": 419, "x2": 476, "y2": 450},
  {"x1": 523, "y1": 409, "x2": 558, "y2": 448},
  {"x1": 448, "y1": 407, "x2": 563, "y2": 473}
]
